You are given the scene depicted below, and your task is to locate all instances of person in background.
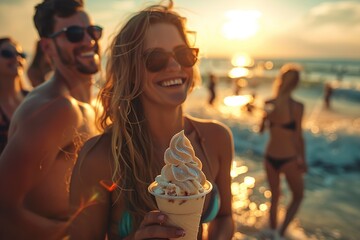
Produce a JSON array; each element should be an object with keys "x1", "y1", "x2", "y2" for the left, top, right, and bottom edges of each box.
[
  {"x1": 0, "y1": 0, "x2": 102, "y2": 238},
  {"x1": 0, "y1": 37, "x2": 30, "y2": 155},
  {"x1": 207, "y1": 72, "x2": 217, "y2": 105},
  {"x1": 323, "y1": 82, "x2": 333, "y2": 109},
  {"x1": 27, "y1": 40, "x2": 53, "y2": 87},
  {"x1": 69, "y1": 1, "x2": 234, "y2": 239},
  {"x1": 259, "y1": 63, "x2": 307, "y2": 239},
  {"x1": 242, "y1": 92, "x2": 256, "y2": 114}
]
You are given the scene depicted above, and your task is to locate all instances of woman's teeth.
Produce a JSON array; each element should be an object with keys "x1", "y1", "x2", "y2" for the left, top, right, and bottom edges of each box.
[{"x1": 160, "y1": 78, "x2": 183, "y2": 87}]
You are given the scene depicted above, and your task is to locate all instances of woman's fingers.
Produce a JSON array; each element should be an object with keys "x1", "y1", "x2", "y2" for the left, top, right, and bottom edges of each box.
[
  {"x1": 135, "y1": 210, "x2": 185, "y2": 239},
  {"x1": 139, "y1": 210, "x2": 166, "y2": 227}
]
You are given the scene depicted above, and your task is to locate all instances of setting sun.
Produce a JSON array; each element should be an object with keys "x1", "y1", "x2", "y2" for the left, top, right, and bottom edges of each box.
[{"x1": 222, "y1": 10, "x2": 262, "y2": 40}]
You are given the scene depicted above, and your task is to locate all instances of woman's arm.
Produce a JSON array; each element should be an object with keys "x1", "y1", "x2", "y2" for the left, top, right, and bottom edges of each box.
[
  {"x1": 207, "y1": 123, "x2": 235, "y2": 239},
  {"x1": 68, "y1": 137, "x2": 112, "y2": 240},
  {"x1": 259, "y1": 116, "x2": 267, "y2": 134},
  {"x1": 295, "y1": 103, "x2": 307, "y2": 173},
  {"x1": 259, "y1": 100, "x2": 272, "y2": 134}
]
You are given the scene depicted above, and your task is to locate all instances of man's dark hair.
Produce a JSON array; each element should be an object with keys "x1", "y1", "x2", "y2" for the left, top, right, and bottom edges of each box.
[
  {"x1": 0, "y1": 37, "x2": 11, "y2": 47},
  {"x1": 34, "y1": 0, "x2": 84, "y2": 38}
]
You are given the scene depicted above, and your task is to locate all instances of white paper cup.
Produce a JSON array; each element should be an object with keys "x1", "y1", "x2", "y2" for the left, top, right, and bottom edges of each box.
[{"x1": 148, "y1": 181, "x2": 213, "y2": 240}]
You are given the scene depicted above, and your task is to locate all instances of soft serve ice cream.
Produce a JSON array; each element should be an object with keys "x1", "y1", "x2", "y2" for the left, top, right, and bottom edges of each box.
[
  {"x1": 153, "y1": 130, "x2": 207, "y2": 196},
  {"x1": 148, "y1": 130, "x2": 213, "y2": 240}
]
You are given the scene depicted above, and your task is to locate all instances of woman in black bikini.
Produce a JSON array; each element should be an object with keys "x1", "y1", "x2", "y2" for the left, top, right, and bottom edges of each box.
[
  {"x1": 69, "y1": 1, "x2": 234, "y2": 239},
  {"x1": 259, "y1": 63, "x2": 307, "y2": 239},
  {"x1": 0, "y1": 37, "x2": 29, "y2": 154}
]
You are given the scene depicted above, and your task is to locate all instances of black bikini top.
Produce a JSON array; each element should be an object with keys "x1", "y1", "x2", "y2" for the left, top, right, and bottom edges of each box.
[
  {"x1": 270, "y1": 119, "x2": 296, "y2": 130},
  {"x1": 268, "y1": 101, "x2": 296, "y2": 131}
]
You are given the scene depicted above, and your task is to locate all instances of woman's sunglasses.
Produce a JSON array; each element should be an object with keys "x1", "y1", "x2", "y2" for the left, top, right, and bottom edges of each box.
[
  {"x1": 0, "y1": 49, "x2": 26, "y2": 59},
  {"x1": 143, "y1": 46, "x2": 199, "y2": 72},
  {"x1": 48, "y1": 25, "x2": 103, "y2": 43}
]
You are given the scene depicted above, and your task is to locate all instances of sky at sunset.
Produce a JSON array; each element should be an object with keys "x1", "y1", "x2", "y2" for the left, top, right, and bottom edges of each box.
[{"x1": 0, "y1": 0, "x2": 359, "y2": 59}]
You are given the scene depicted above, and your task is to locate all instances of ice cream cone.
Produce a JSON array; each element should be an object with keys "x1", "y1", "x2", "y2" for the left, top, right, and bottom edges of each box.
[{"x1": 148, "y1": 180, "x2": 213, "y2": 240}]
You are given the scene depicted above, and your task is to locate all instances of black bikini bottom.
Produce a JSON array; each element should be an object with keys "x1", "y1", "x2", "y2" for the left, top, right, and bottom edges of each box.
[{"x1": 266, "y1": 155, "x2": 296, "y2": 170}]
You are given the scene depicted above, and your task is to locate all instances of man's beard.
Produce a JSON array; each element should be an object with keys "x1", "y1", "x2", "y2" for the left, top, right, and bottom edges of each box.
[{"x1": 54, "y1": 40, "x2": 100, "y2": 75}]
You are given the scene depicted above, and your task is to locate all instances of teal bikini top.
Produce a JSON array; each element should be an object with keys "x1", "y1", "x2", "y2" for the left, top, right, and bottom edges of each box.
[{"x1": 119, "y1": 184, "x2": 220, "y2": 238}]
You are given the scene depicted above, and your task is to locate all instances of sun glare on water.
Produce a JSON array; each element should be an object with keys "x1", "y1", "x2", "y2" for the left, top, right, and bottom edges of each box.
[
  {"x1": 222, "y1": 10, "x2": 262, "y2": 40},
  {"x1": 231, "y1": 53, "x2": 254, "y2": 67},
  {"x1": 228, "y1": 68, "x2": 250, "y2": 79},
  {"x1": 228, "y1": 53, "x2": 254, "y2": 78},
  {"x1": 224, "y1": 95, "x2": 253, "y2": 107}
]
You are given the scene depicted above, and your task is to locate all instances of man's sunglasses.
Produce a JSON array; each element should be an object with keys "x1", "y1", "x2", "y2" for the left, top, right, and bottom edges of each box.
[
  {"x1": 143, "y1": 46, "x2": 199, "y2": 72},
  {"x1": 48, "y1": 25, "x2": 103, "y2": 43},
  {"x1": 0, "y1": 49, "x2": 26, "y2": 59}
]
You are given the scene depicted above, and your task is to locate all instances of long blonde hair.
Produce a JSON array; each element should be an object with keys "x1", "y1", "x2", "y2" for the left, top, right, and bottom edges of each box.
[{"x1": 96, "y1": 1, "x2": 199, "y2": 230}]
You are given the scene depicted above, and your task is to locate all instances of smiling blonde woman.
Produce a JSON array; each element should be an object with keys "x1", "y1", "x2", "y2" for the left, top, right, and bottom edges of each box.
[{"x1": 69, "y1": 1, "x2": 235, "y2": 239}]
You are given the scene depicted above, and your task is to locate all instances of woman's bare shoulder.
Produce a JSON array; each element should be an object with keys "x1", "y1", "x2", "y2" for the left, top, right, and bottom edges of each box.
[
  {"x1": 75, "y1": 132, "x2": 113, "y2": 180},
  {"x1": 296, "y1": 101, "x2": 304, "y2": 108},
  {"x1": 80, "y1": 132, "x2": 111, "y2": 152},
  {"x1": 292, "y1": 99, "x2": 304, "y2": 111},
  {"x1": 186, "y1": 115, "x2": 232, "y2": 140}
]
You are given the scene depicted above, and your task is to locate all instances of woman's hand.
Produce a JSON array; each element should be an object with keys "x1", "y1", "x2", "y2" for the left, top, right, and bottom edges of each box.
[{"x1": 133, "y1": 210, "x2": 185, "y2": 239}]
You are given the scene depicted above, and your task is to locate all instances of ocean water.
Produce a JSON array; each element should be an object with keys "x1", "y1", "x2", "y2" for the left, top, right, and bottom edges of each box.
[{"x1": 185, "y1": 57, "x2": 360, "y2": 239}]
